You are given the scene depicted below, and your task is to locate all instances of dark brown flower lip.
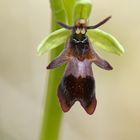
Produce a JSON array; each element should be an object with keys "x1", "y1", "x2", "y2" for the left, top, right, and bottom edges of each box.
[{"x1": 58, "y1": 74, "x2": 97, "y2": 115}]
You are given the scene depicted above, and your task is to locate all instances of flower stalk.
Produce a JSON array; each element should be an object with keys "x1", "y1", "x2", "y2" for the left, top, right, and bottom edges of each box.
[{"x1": 39, "y1": 0, "x2": 66, "y2": 140}]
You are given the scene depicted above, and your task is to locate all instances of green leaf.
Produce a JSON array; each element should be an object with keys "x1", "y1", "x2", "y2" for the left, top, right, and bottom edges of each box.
[
  {"x1": 87, "y1": 29, "x2": 125, "y2": 55},
  {"x1": 37, "y1": 28, "x2": 70, "y2": 55},
  {"x1": 73, "y1": 0, "x2": 92, "y2": 22}
]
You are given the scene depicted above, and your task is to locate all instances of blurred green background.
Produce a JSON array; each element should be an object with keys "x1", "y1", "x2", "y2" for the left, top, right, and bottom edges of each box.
[{"x1": 0, "y1": 0, "x2": 140, "y2": 140}]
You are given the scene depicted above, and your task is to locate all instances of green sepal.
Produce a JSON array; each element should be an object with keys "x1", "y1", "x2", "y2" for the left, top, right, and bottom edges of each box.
[
  {"x1": 87, "y1": 29, "x2": 125, "y2": 55},
  {"x1": 37, "y1": 28, "x2": 70, "y2": 55},
  {"x1": 73, "y1": 0, "x2": 92, "y2": 22},
  {"x1": 63, "y1": 0, "x2": 75, "y2": 25}
]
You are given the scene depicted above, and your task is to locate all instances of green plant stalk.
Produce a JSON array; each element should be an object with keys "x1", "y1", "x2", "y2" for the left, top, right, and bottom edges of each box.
[{"x1": 39, "y1": 0, "x2": 67, "y2": 140}]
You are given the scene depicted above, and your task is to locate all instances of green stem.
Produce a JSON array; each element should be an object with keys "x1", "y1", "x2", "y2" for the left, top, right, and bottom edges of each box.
[{"x1": 39, "y1": 0, "x2": 66, "y2": 140}]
